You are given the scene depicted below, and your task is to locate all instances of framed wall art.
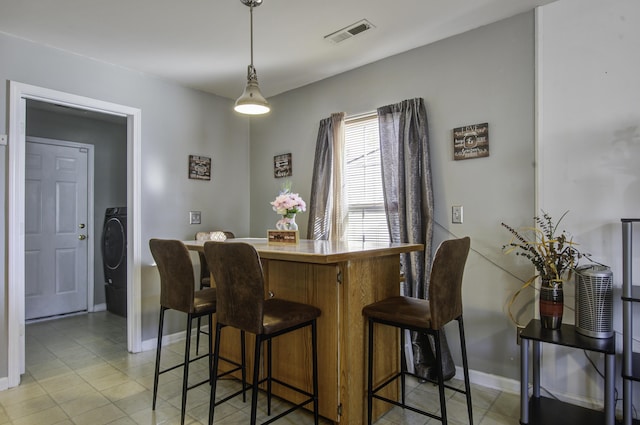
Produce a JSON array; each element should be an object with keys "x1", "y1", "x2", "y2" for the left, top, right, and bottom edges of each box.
[
  {"x1": 453, "y1": 122, "x2": 489, "y2": 160},
  {"x1": 188, "y1": 155, "x2": 211, "y2": 180},
  {"x1": 274, "y1": 153, "x2": 292, "y2": 178}
]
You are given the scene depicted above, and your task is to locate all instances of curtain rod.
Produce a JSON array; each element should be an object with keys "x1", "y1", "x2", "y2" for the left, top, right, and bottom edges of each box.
[{"x1": 345, "y1": 110, "x2": 376, "y2": 123}]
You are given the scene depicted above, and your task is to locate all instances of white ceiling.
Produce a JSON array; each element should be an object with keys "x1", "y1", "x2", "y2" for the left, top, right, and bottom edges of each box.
[{"x1": 0, "y1": 0, "x2": 555, "y2": 100}]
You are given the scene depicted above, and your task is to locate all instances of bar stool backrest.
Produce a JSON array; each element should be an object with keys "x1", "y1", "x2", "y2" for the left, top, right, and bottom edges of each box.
[
  {"x1": 149, "y1": 239, "x2": 196, "y2": 313},
  {"x1": 195, "y1": 231, "x2": 235, "y2": 285},
  {"x1": 428, "y1": 236, "x2": 471, "y2": 329},
  {"x1": 204, "y1": 241, "x2": 265, "y2": 335}
]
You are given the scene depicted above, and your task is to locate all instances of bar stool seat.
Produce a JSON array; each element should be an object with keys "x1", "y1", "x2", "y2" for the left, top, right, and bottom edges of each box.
[
  {"x1": 204, "y1": 241, "x2": 321, "y2": 425},
  {"x1": 363, "y1": 236, "x2": 473, "y2": 425}
]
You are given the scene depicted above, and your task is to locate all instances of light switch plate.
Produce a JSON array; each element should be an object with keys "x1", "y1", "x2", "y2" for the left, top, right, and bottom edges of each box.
[
  {"x1": 452, "y1": 205, "x2": 463, "y2": 224},
  {"x1": 189, "y1": 211, "x2": 201, "y2": 225}
]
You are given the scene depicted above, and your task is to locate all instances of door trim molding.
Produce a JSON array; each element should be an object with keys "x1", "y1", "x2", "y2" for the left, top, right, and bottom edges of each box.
[
  {"x1": 8, "y1": 81, "x2": 142, "y2": 388},
  {"x1": 25, "y1": 136, "x2": 95, "y2": 317}
]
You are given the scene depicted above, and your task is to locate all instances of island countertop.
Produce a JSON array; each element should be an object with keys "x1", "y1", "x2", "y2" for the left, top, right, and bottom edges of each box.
[{"x1": 183, "y1": 237, "x2": 424, "y2": 264}]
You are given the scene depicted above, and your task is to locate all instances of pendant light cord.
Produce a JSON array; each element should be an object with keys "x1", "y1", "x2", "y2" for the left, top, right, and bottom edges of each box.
[{"x1": 249, "y1": 3, "x2": 254, "y2": 68}]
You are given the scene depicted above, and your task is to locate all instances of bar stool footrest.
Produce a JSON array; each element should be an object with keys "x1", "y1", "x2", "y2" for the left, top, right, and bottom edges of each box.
[
  {"x1": 158, "y1": 351, "x2": 210, "y2": 377},
  {"x1": 260, "y1": 396, "x2": 316, "y2": 425},
  {"x1": 213, "y1": 382, "x2": 253, "y2": 407},
  {"x1": 371, "y1": 392, "x2": 441, "y2": 422},
  {"x1": 258, "y1": 376, "x2": 315, "y2": 399}
]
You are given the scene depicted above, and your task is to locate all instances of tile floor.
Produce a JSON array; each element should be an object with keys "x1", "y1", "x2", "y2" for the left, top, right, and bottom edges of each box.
[{"x1": 0, "y1": 311, "x2": 521, "y2": 424}]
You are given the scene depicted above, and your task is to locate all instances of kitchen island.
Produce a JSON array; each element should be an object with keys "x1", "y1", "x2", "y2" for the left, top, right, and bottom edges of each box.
[{"x1": 184, "y1": 238, "x2": 423, "y2": 424}]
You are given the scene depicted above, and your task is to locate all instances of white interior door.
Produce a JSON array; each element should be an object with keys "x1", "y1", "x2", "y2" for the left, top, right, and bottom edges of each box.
[{"x1": 25, "y1": 138, "x2": 89, "y2": 320}]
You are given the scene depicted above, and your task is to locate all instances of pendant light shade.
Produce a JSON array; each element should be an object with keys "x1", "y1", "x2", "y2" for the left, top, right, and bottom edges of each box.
[
  {"x1": 235, "y1": 0, "x2": 270, "y2": 115},
  {"x1": 234, "y1": 65, "x2": 270, "y2": 115}
]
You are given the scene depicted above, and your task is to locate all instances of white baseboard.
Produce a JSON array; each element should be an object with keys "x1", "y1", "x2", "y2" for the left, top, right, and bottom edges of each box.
[
  {"x1": 455, "y1": 366, "x2": 521, "y2": 395},
  {"x1": 457, "y1": 366, "x2": 609, "y2": 413},
  {"x1": 0, "y1": 377, "x2": 8, "y2": 391},
  {"x1": 141, "y1": 326, "x2": 209, "y2": 352},
  {"x1": 93, "y1": 303, "x2": 107, "y2": 312}
]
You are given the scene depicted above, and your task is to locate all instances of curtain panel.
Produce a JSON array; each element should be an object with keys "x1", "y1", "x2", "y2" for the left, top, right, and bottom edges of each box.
[
  {"x1": 378, "y1": 98, "x2": 455, "y2": 380},
  {"x1": 306, "y1": 112, "x2": 345, "y2": 240}
]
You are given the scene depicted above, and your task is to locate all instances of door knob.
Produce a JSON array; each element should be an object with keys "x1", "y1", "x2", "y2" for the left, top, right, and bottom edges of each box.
[
  {"x1": 78, "y1": 235, "x2": 87, "y2": 240},
  {"x1": 79, "y1": 223, "x2": 85, "y2": 229}
]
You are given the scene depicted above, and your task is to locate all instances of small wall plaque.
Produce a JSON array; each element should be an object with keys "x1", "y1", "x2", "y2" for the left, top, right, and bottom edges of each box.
[
  {"x1": 267, "y1": 229, "x2": 299, "y2": 244},
  {"x1": 188, "y1": 155, "x2": 211, "y2": 180},
  {"x1": 453, "y1": 123, "x2": 489, "y2": 160},
  {"x1": 274, "y1": 153, "x2": 292, "y2": 178}
]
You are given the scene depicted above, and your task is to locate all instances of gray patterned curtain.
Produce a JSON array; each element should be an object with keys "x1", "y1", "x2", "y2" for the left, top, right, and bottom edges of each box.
[
  {"x1": 307, "y1": 113, "x2": 346, "y2": 240},
  {"x1": 377, "y1": 98, "x2": 455, "y2": 380}
]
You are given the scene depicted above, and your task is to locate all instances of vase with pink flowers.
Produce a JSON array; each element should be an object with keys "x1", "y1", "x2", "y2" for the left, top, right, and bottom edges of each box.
[{"x1": 270, "y1": 183, "x2": 306, "y2": 231}]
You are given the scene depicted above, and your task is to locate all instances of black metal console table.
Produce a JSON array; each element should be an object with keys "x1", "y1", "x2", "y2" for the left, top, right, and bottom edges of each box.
[{"x1": 519, "y1": 319, "x2": 615, "y2": 425}]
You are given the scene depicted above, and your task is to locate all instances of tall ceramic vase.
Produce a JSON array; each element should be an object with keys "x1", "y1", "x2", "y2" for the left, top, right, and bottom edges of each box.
[{"x1": 539, "y1": 279, "x2": 563, "y2": 329}]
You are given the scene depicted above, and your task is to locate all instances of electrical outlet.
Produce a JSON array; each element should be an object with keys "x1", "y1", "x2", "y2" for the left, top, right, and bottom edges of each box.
[
  {"x1": 189, "y1": 211, "x2": 201, "y2": 225},
  {"x1": 452, "y1": 205, "x2": 463, "y2": 224}
]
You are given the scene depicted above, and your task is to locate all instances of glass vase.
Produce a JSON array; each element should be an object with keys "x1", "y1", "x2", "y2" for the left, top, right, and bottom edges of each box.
[
  {"x1": 539, "y1": 279, "x2": 563, "y2": 330},
  {"x1": 276, "y1": 214, "x2": 298, "y2": 231}
]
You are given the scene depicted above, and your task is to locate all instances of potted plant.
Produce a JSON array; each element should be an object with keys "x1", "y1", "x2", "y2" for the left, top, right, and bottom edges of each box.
[{"x1": 502, "y1": 211, "x2": 586, "y2": 329}]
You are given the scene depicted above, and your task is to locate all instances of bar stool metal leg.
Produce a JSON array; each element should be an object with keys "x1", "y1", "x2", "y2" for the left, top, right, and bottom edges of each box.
[
  {"x1": 152, "y1": 307, "x2": 166, "y2": 410},
  {"x1": 250, "y1": 335, "x2": 263, "y2": 425},
  {"x1": 433, "y1": 330, "x2": 448, "y2": 424},
  {"x1": 241, "y1": 330, "x2": 247, "y2": 402},
  {"x1": 267, "y1": 338, "x2": 273, "y2": 416},
  {"x1": 312, "y1": 320, "x2": 320, "y2": 425},
  {"x1": 196, "y1": 315, "x2": 203, "y2": 355},
  {"x1": 181, "y1": 316, "x2": 193, "y2": 425},
  {"x1": 367, "y1": 319, "x2": 374, "y2": 425},
  {"x1": 208, "y1": 314, "x2": 214, "y2": 384},
  {"x1": 400, "y1": 327, "x2": 407, "y2": 406},
  {"x1": 459, "y1": 317, "x2": 473, "y2": 424},
  {"x1": 208, "y1": 322, "x2": 223, "y2": 425}
]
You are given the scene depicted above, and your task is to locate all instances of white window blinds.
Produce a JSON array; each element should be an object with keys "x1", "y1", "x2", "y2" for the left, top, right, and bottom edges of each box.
[{"x1": 344, "y1": 114, "x2": 390, "y2": 243}]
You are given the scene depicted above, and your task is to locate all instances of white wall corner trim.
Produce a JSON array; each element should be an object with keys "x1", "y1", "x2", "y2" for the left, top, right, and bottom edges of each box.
[{"x1": 6, "y1": 81, "x2": 143, "y2": 389}]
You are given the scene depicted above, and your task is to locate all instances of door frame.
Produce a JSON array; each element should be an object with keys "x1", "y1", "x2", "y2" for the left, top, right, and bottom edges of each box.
[
  {"x1": 7, "y1": 81, "x2": 142, "y2": 387},
  {"x1": 25, "y1": 136, "x2": 95, "y2": 320}
]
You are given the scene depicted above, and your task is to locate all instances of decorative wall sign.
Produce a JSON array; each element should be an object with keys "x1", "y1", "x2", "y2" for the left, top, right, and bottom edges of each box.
[
  {"x1": 274, "y1": 153, "x2": 292, "y2": 178},
  {"x1": 453, "y1": 123, "x2": 489, "y2": 160},
  {"x1": 188, "y1": 155, "x2": 211, "y2": 180},
  {"x1": 267, "y1": 229, "x2": 299, "y2": 244}
]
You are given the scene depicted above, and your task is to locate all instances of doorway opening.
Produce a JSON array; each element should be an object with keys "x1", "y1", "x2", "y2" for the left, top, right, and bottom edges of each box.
[{"x1": 7, "y1": 82, "x2": 142, "y2": 388}]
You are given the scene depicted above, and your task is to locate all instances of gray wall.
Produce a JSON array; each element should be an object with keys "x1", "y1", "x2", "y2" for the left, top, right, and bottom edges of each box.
[
  {"x1": 250, "y1": 12, "x2": 535, "y2": 384},
  {"x1": 537, "y1": 0, "x2": 640, "y2": 407},
  {"x1": 0, "y1": 31, "x2": 251, "y2": 379},
  {"x1": 26, "y1": 104, "x2": 128, "y2": 306}
]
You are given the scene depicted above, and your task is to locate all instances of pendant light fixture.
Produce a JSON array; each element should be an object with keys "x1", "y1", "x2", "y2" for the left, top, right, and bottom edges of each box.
[{"x1": 235, "y1": 0, "x2": 270, "y2": 115}]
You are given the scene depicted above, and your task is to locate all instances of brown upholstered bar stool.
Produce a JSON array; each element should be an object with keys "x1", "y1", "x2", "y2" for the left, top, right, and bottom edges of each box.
[
  {"x1": 149, "y1": 239, "x2": 216, "y2": 425},
  {"x1": 362, "y1": 236, "x2": 473, "y2": 425},
  {"x1": 149, "y1": 239, "x2": 246, "y2": 425},
  {"x1": 203, "y1": 241, "x2": 321, "y2": 425},
  {"x1": 194, "y1": 230, "x2": 235, "y2": 354}
]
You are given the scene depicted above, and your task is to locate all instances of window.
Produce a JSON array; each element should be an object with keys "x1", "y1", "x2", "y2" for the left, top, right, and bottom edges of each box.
[{"x1": 344, "y1": 113, "x2": 389, "y2": 243}]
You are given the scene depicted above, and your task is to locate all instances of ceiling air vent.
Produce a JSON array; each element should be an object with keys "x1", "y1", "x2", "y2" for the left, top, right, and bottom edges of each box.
[{"x1": 324, "y1": 19, "x2": 375, "y2": 44}]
